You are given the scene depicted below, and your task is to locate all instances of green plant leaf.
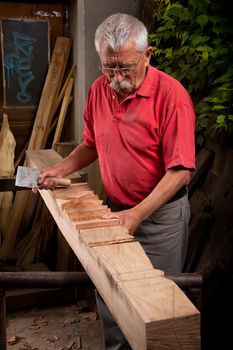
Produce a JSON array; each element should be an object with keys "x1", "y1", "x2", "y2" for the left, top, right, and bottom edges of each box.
[
  {"x1": 150, "y1": 0, "x2": 233, "y2": 144},
  {"x1": 195, "y1": 14, "x2": 209, "y2": 27},
  {"x1": 213, "y1": 105, "x2": 226, "y2": 110},
  {"x1": 202, "y1": 51, "x2": 208, "y2": 60},
  {"x1": 216, "y1": 115, "x2": 225, "y2": 124},
  {"x1": 196, "y1": 46, "x2": 213, "y2": 53}
]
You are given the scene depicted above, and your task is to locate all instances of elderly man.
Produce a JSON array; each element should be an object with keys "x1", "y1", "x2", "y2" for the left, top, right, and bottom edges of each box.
[{"x1": 39, "y1": 13, "x2": 195, "y2": 350}]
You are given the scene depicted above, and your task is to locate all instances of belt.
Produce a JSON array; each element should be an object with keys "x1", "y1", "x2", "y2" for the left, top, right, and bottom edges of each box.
[
  {"x1": 167, "y1": 185, "x2": 187, "y2": 203},
  {"x1": 108, "y1": 186, "x2": 187, "y2": 211}
]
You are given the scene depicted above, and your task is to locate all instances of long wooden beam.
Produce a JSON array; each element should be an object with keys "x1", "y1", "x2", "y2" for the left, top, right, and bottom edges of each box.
[{"x1": 26, "y1": 149, "x2": 200, "y2": 350}]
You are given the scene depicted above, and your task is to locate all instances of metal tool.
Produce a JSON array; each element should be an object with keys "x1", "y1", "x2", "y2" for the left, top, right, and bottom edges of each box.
[{"x1": 15, "y1": 166, "x2": 71, "y2": 188}]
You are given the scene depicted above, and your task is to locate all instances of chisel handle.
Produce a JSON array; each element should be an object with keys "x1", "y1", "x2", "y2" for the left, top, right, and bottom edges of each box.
[{"x1": 46, "y1": 177, "x2": 71, "y2": 187}]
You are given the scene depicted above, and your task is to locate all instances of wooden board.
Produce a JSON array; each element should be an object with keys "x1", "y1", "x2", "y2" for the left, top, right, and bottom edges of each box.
[
  {"x1": 52, "y1": 77, "x2": 74, "y2": 146},
  {"x1": 28, "y1": 36, "x2": 72, "y2": 150},
  {"x1": 26, "y1": 149, "x2": 200, "y2": 350},
  {"x1": 0, "y1": 37, "x2": 72, "y2": 260},
  {"x1": 0, "y1": 114, "x2": 16, "y2": 242}
]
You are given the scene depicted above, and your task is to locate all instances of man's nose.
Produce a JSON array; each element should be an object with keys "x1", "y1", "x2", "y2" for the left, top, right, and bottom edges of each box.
[{"x1": 113, "y1": 70, "x2": 124, "y2": 82}]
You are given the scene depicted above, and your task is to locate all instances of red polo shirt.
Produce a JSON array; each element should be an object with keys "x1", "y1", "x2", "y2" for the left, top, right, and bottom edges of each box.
[{"x1": 83, "y1": 65, "x2": 195, "y2": 206}]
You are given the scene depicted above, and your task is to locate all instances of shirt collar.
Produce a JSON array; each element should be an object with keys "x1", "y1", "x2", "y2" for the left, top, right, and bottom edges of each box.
[{"x1": 134, "y1": 65, "x2": 157, "y2": 98}]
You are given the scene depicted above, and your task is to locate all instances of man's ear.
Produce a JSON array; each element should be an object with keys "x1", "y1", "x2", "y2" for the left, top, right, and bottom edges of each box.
[{"x1": 145, "y1": 47, "x2": 153, "y2": 65}]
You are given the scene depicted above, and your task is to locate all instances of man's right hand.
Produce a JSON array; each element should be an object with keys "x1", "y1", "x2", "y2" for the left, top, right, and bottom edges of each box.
[
  {"x1": 33, "y1": 142, "x2": 98, "y2": 192},
  {"x1": 38, "y1": 165, "x2": 65, "y2": 190}
]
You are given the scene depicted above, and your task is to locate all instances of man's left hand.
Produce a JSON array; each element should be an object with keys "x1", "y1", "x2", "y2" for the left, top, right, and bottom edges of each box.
[{"x1": 103, "y1": 208, "x2": 142, "y2": 235}]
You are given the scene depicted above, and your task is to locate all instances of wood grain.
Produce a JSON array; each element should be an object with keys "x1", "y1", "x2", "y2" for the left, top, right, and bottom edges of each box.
[
  {"x1": 26, "y1": 149, "x2": 200, "y2": 350},
  {"x1": 28, "y1": 37, "x2": 72, "y2": 150},
  {"x1": 52, "y1": 77, "x2": 74, "y2": 146},
  {"x1": 0, "y1": 114, "x2": 16, "y2": 242}
]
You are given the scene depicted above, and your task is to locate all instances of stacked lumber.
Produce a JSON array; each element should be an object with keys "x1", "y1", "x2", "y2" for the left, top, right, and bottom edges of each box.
[
  {"x1": 0, "y1": 114, "x2": 16, "y2": 244},
  {"x1": 0, "y1": 36, "x2": 74, "y2": 262},
  {"x1": 26, "y1": 149, "x2": 200, "y2": 350}
]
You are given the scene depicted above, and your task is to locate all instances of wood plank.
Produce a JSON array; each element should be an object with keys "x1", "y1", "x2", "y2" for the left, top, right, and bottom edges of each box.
[
  {"x1": 0, "y1": 37, "x2": 72, "y2": 260},
  {"x1": 51, "y1": 64, "x2": 76, "y2": 119},
  {"x1": 61, "y1": 194, "x2": 101, "y2": 210},
  {"x1": 75, "y1": 218, "x2": 120, "y2": 230},
  {"x1": 0, "y1": 114, "x2": 16, "y2": 243},
  {"x1": 28, "y1": 36, "x2": 72, "y2": 150},
  {"x1": 15, "y1": 221, "x2": 41, "y2": 267},
  {"x1": 77, "y1": 226, "x2": 134, "y2": 247},
  {"x1": 0, "y1": 114, "x2": 16, "y2": 176},
  {"x1": 52, "y1": 184, "x2": 91, "y2": 199},
  {"x1": 52, "y1": 77, "x2": 74, "y2": 146},
  {"x1": 67, "y1": 207, "x2": 110, "y2": 221},
  {"x1": 63, "y1": 201, "x2": 104, "y2": 212},
  {"x1": 26, "y1": 149, "x2": 200, "y2": 350}
]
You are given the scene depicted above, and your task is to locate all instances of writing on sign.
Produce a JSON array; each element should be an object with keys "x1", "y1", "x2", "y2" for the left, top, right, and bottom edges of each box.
[{"x1": 2, "y1": 18, "x2": 49, "y2": 107}]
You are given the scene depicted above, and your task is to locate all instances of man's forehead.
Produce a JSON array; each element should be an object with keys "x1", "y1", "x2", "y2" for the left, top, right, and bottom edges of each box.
[
  {"x1": 99, "y1": 42, "x2": 139, "y2": 63},
  {"x1": 100, "y1": 41, "x2": 138, "y2": 56}
]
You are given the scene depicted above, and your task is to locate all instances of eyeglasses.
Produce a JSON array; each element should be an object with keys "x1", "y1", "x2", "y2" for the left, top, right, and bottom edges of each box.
[{"x1": 100, "y1": 53, "x2": 144, "y2": 77}]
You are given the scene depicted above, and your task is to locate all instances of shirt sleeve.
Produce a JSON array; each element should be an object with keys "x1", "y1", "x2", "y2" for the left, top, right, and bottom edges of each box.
[
  {"x1": 82, "y1": 88, "x2": 96, "y2": 148},
  {"x1": 161, "y1": 100, "x2": 196, "y2": 171}
]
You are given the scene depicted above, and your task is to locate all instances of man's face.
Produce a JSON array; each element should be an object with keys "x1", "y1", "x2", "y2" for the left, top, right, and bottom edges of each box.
[{"x1": 99, "y1": 42, "x2": 151, "y2": 98}]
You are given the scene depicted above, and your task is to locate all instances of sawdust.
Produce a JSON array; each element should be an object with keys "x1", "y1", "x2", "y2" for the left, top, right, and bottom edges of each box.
[{"x1": 6, "y1": 304, "x2": 103, "y2": 350}]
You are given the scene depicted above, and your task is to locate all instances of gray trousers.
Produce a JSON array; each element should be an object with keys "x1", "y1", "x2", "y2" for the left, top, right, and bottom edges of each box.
[{"x1": 96, "y1": 194, "x2": 190, "y2": 350}]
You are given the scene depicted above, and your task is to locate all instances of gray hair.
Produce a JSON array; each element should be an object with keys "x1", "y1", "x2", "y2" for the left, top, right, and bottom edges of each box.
[{"x1": 95, "y1": 13, "x2": 148, "y2": 54}]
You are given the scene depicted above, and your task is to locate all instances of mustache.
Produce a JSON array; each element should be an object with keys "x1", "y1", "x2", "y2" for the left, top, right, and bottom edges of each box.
[{"x1": 110, "y1": 79, "x2": 134, "y2": 92}]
